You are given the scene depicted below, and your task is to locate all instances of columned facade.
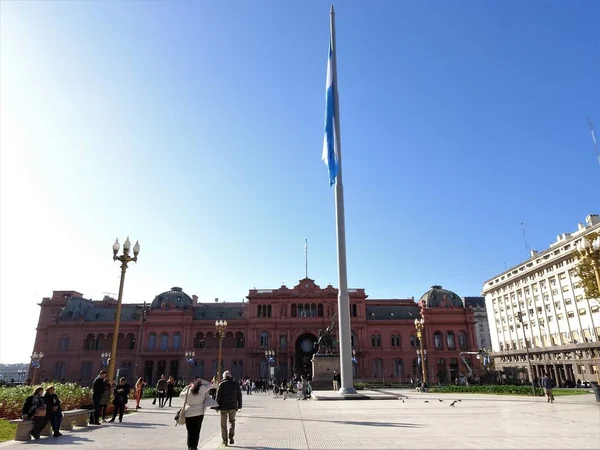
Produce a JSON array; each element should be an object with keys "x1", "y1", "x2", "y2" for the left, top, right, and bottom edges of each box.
[{"x1": 29, "y1": 280, "x2": 484, "y2": 386}]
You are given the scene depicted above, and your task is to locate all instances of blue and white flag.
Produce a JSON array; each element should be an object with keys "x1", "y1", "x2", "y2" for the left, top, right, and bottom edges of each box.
[{"x1": 322, "y1": 36, "x2": 338, "y2": 187}]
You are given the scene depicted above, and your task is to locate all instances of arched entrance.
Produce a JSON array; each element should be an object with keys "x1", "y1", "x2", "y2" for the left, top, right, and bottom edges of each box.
[{"x1": 295, "y1": 333, "x2": 317, "y2": 378}]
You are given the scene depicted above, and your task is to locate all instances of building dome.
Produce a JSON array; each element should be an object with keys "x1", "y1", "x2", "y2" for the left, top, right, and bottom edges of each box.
[
  {"x1": 418, "y1": 285, "x2": 464, "y2": 308},
  {"x1": 150, "y1": 287, "x2": 193, "y2": 310}
]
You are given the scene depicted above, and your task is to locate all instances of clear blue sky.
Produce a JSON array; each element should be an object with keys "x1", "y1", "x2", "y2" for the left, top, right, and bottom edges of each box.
[{"x1": 1, "y1": 0, "x2": 598, "y2": 363}]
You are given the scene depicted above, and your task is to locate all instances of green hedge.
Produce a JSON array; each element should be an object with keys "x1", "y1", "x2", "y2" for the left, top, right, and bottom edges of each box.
[
  {"x1": 142, "y1": 387, "x2": 184, "y2": 399},
  {"x1": 429, "y1": 385, "x2": 545, "y2": 396},
  {"x1": 0, "y1": 383, "x2": 92, "y2": 420}
]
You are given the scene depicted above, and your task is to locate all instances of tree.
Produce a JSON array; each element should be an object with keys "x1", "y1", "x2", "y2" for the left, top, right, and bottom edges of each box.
[{"x1": 575, "y1": 232, "x2": 600, "y2": 300}]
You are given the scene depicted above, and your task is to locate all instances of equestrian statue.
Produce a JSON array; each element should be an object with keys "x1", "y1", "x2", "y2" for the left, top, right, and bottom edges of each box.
[{"x1": 315, "y1": 314, "x2": 337, "y2": 355}]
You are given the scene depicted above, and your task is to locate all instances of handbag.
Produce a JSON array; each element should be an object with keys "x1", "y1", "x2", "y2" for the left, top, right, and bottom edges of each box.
[
  {"x1": 34, "y1": 407, "x2": 47, "y2": 418},
  {"x1": 175, "y1": 388, "x2": 189, "y2": 426}
]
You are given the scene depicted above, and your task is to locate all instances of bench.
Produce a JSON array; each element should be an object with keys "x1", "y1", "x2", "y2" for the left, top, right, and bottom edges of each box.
[
  {"x1": 8, "y1": 418, "x2": 52, "y2": 441},
  {"x1": 61, "y1": 409, "x2": 90, "y2": 430}
]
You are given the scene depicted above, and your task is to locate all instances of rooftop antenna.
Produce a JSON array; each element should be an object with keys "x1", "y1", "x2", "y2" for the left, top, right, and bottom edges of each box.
[
  {"x1": 521, "y1": 222, "x2": 531, "y2": 256},
  {"x1": 304, "y1": 238, "x2": 308, "y2": 278},
  {"x1": 588, "y1": 118, "x2": 600, "y2": 166}
]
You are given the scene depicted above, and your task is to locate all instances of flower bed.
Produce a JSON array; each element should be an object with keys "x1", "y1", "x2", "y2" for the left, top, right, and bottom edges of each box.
[{"x1": 0, "y1": 383, "x2": 92, "y2": 420}]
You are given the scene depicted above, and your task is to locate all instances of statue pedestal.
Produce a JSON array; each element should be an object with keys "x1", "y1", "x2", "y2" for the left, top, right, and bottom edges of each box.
[{"x1": 311, "y1": 354, "x2": 340, "y2": 390}]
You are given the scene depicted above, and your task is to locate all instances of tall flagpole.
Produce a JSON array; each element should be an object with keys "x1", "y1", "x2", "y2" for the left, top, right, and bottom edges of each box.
[
  {"x1": 329, "y1": 5, "x2": 356, "y2": 395},
  {"x1": 304, "y1": 238, "x2": 308, "y2": 278}
]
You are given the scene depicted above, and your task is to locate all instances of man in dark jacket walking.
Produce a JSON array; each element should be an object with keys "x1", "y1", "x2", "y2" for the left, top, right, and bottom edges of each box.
[
  {"x1": 216, "y1": 371, "x2": 242, "y2": 447},
  {"x1": 92, "y1": 370, "x2": 107, "y2": 425},
  {"x1": 540, "y1": 375, "x2": 555, "y2": 403}
]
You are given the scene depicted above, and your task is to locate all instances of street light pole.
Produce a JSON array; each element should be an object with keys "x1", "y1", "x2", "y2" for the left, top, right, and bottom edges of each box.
[
  {"x1": 30, "y1": 352, "x2": 44, "y2": 385},
  {"x1": 516, "y1": 310, "x2": 537, "y2": 396},
  {"x1": 265, "y1": 350, "x2": 275, "y2": 379},
  {"x1": 107, "y1": 237, "x2": 140, "y2": 381},
  {"x1": 185, "y1": 351, "x2": 196, "y2": 381},
  {"x1": 215, "y1": 320, "x2": 227, "y2": 383},
  {"x1": 414, "y1": 317, "x2": 427, "y2": 384}
]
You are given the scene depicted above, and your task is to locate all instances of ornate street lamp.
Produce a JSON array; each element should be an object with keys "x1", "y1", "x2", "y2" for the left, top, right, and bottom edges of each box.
[
  {"x1": 30, "y1": 352, "x2": 44, "y2": 385},
  {"x1": 265, "y1": 350, "x2": 275, "y2": 379},
  {"x1": 101, "y1": 352, "x2": 111, "y2": 368},
  {"x1": 414, "y1": 317, "x2": 427, "y2": 384},
  {"x1": 215, "y1": 320, "x2": 227, "y2": 383},
  {"x1": 107, "y1": 237, "x2": 140, "y2": 381},
  {"x1": 185, "y1": 351, "x2": 196, "y2": 381}
]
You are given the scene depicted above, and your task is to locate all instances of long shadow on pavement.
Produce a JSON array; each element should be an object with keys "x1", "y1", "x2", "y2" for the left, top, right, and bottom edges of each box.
[
  {"x1": 238, "y1": 447, "x2": 297, "y2": 450},
  {"x1": 106, "y1": 422, "x2": 169, "y2": 429},
  {"x1": 247, "y1": 416, "x2": 424, "y2": 428},
  {"x1": 16, "y1": 435, "x2": 93, "y2": 446}
]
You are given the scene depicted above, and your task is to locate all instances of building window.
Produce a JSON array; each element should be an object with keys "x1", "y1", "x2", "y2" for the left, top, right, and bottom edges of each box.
[
  {"x1": 446, "y1": 332, "x2": 455, "y2": 349},
  {"x1": 372, "y1": 358, "x2": 383, "y2": 378},
  {"x1": 352, "y1": 304, "x2": 357, "y2": 317},
  {"x1": 195, "y1": 332, "x2": 205, "y2": 348},
  {"x1": 58, "y1": 336, "x2": 70, "y2": 351},
  {"x1": 279, "y1": 335, "x2": 287, "y2": 350},
  {"x1": 80, "y1": 361, "x2": 93, "y2": 380},
  {"x1": 391, "y1": 334, "x2": 401, "y2": 347},
  {"x1": 160, "y1": 333, "x2": 169, "y2": 351},
  {"x1": 371, "y1": 334, "x2": 381, "y2": 347},
  {"x1": 434, "y1": 332, "x2": 443, "y2": 349},
  {"x1": 458, "y1": 331, "x2": 468, "y2": 350},
  {"x1": 393, "y1": 359, "x2": 403, "y2": 378},
  {"x1": 173, "y1": 333, "x2": 181, "y2": 350},
  {"x1": 148, "y1": 333, "x2": 157, "y2": 351},
  {"x1": 260, "y1": 331, "x2": 268, "y2": 348},
  {"x1": 54, "y1": 362, "x2": 67, "y2": 380},
  {"x1": 235, "y1": 332, "x2": 245, "y2": 348}
]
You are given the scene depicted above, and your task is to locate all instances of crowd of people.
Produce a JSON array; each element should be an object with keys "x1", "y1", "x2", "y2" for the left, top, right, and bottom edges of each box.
[{"x1": 19, "y1": 369, "x2": 332, "y2": 447}]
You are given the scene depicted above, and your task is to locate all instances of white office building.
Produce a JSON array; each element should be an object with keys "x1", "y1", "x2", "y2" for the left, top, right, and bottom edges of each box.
[{"x1": 482, "y1": 214, "x2": 600, "y2": 384}]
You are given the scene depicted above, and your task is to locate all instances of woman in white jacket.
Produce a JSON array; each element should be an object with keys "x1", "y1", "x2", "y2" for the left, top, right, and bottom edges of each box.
[{"x1": 180, "y1": 379, "x2": 210, "y2": 450}]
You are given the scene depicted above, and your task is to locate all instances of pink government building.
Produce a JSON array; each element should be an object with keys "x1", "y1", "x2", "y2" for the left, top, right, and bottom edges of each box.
[{"x1": 29, "y1": 278, "x2": 484, "y2": 385}]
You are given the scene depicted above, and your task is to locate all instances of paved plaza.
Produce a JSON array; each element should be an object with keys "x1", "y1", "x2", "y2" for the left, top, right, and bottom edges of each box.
[{"x1": 1, "y1": 389, "x2": 598, "y2": 449}]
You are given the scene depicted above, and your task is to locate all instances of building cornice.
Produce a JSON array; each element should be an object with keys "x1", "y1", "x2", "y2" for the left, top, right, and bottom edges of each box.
[{"x1": 482, "y1": 218, "x2": 599, "y2": 294}]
